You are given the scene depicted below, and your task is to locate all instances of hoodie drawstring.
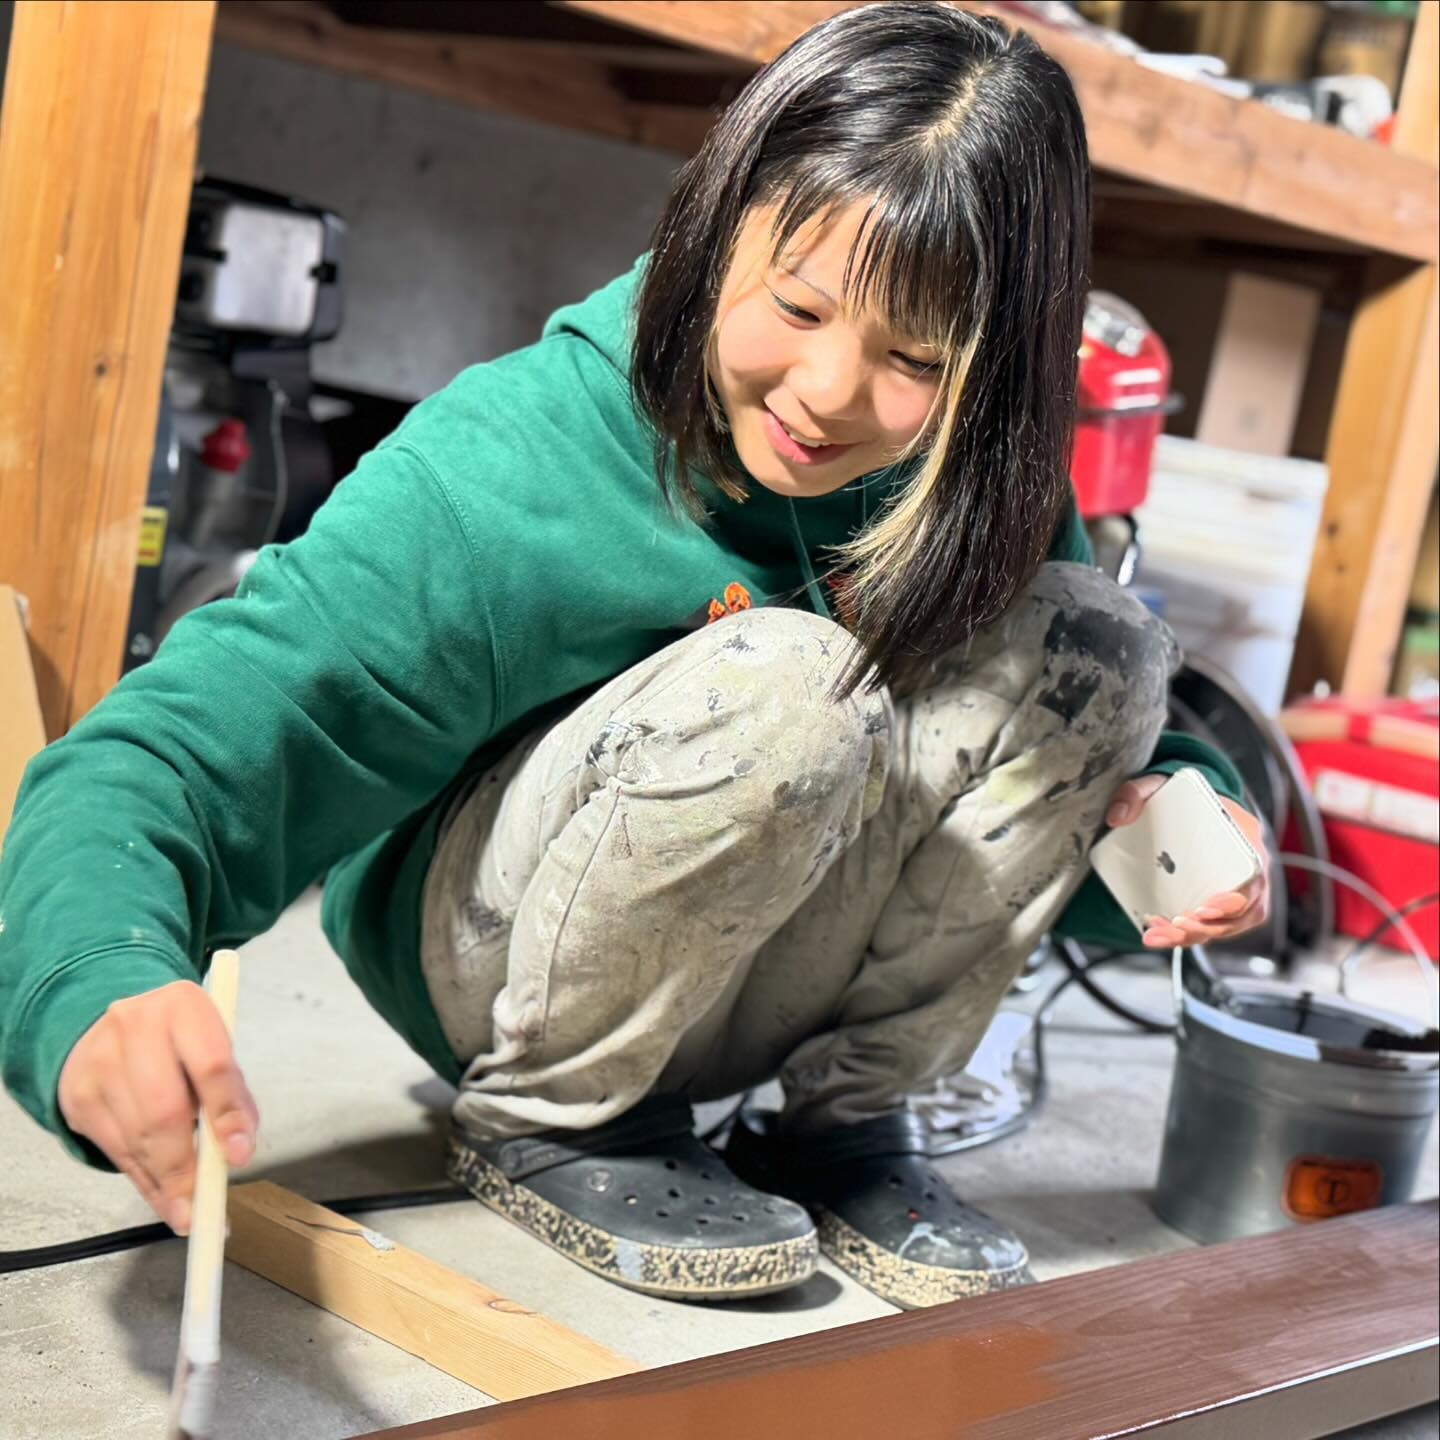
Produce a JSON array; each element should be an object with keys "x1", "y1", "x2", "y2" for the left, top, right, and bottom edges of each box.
[{"x1": 786, "y1": 498, "x2": 832, "y2": 622}]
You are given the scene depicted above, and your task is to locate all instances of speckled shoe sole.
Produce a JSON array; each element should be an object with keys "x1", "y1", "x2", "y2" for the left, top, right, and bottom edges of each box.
[
  {"x1": 817, "y1": 1209, "x2": 1032, "y2": 1310},
  {"x1": 447, "y1": 1132, "x2": 818, "y2": 1301}
]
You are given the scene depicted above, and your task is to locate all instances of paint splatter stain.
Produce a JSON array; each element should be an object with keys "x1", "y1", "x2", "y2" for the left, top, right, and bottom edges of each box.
[{"x1": 1036, "y1": 668, "x2": 1101, "y2": 723}]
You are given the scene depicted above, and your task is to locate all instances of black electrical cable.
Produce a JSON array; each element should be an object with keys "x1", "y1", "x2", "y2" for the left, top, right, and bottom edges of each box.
[
  {"x1": 4, "y1": 952, "x2": 1183, "y2": 1273},
  {"x1": 0, "y1": 1182, "x2": 465, "y2": 1276},
  {"x1": 926, "y1": 948, "x2": 1173, "y2": 1157},
  {"x1": 1055, "y1": 937, "x2": 1176, "y2": 1034}
]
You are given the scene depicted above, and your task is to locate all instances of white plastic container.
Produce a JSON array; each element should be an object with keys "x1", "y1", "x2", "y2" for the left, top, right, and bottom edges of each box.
[{"x1": 1133, "y1": 436, "x2": 1329, "y2": 713}]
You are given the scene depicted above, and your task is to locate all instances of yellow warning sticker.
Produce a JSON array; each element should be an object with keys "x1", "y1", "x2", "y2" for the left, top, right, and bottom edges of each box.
[{"x1": 136, "y1": 506, "x2": 167, "y2": 567}]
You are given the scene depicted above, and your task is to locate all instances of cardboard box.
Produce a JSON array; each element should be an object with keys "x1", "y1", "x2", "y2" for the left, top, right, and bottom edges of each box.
[
  {"x1": 1, "y1": 585, "x2": 47, "y2": 850},
  {"x1": 1087, "y1": 259, "x2": 1323, "y2": 459},
  {"x1": 1195, "y1": 274, "x2": 1322, "y2": 457}
]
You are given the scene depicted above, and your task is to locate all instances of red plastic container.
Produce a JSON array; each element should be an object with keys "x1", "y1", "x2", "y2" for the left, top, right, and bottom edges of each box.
[
  {"x1": 1280, "y1": 696, "x2": 1440, "y2": 960},
  {"x1": 1071, "y1": 292, "x2": 1172, "y2": 518}
]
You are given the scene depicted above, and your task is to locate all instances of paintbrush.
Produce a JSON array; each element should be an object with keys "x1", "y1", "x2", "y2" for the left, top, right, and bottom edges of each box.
[{"x1": 165, "y1": 948, "x2": 241, "y2": 1440}]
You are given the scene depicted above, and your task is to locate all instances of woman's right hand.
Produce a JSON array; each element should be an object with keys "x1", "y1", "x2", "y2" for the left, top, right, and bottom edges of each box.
[{"x1": 56, "y1": 980, "x2": 258, "y2": 1235}]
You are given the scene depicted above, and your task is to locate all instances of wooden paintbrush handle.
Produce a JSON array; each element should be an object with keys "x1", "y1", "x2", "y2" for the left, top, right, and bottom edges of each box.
[{"x1": 182, "y1": 949, "x2": 241, "y2": 1357}]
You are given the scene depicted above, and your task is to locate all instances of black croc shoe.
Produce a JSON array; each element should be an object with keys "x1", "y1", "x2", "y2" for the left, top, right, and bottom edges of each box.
[
  {"x1": 726, "y1": 1108, "x2": 1032, "y2": 1309},
  {"x1": 447, "y1": 1095, "x2": 817, "y2": 1302}
]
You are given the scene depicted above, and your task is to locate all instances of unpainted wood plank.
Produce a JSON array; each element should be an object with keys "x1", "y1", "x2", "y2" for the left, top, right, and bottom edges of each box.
[
  {"x1": 558, "y1": 0, "x2": 859, "y2": 68},
  {"x1": 225, "y1": 1182, "x2": 639, "y2": 1402},
  {"x1": 1292, "y1": 0, "x2": 1439, "y2": 698},
  {"x1": 559, "y1": 0, "x2": 1439, "y2": 262},
  {"x1": 0, "y1": 0, "x2": 216, "y2": 735},
  {"x1": 330, "y1": 0, "x2": 753, "y2": 74},
  {"x1": 1339, "y1": 277, "x2": 1440, "y2": 695},
  {"x1": 349, "y1": 1200, "x2": 1439, "y2": 1440},
  {"x1": 216, "y1": 0, "x2": 715, "y2": 154},
  {"x1": 0, "y1": 587, "x2": 46, "y2": 849}
]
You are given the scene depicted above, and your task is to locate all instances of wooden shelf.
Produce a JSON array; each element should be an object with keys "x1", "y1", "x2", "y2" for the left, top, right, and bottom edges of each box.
[
  {"x1": 212, "y1": 0, "x2": 1439, "y2": 265},
  {"x1": 3, "y1": 0, "x2": 1435, "y2": 726}
]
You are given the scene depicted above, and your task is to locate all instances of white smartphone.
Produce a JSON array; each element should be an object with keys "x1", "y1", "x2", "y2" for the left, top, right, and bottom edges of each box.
[{"x1": 1089, "y1": 767, "x2": 1262, "y2": 934}]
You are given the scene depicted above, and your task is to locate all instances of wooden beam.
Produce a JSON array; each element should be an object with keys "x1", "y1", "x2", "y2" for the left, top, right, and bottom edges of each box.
[
  {"x1": 226, "y1": 1182, "x2": 639, "y2": 1402},
  {"x1": 0, "y1": 588, "x2": 47, "y2": 849},
  {"x1": 350, "y1": 1200, "x2": 1439, "y2": 1440},
  {"x1": 1291, "y1": 0, "x2": 1440, "y2": 698},
  {"x1": 326, "y1": 0, "x2": 752, "y2": 73},
  {"x1": 215, "y1": 0, "x2": 715, "y2": 155},
  {"x1": 0, "y1": 0, "x2": 216, "y2": 735},
  {"x1": 558, "y1": 0, "x2": 1439, "y2": 262},
  {"x1": 556, "y1": 0, "x2": 858, "y2": 67}
]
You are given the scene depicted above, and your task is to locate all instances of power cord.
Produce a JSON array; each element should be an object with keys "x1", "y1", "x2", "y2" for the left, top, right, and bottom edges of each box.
[
  {"x1": 924, "y1": 866, "x2": 1440, "y2": 1159},
  {"x1": 8, "y1": 873, "x2": 1433, "y2": 1273},
  {"x1": 926, "y1": 947, "x2": 1174, "y2": 1158},
  {"x1": 0, "y1": 1182, "x2": 464, "y2": 1277},
  {"x1": 2, "y1": 948, "x2": 1152, "y2": 1274}
]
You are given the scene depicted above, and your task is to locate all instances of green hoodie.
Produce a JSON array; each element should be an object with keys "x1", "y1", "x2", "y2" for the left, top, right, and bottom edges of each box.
[{"x1": 0, "y1": 258, "x2": 1239, "y2": 1163}]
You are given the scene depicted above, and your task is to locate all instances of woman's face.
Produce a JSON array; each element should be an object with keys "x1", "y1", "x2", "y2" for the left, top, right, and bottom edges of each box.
[{"x1": 710, "y1": 200, "x2": 943, "y2": 499}]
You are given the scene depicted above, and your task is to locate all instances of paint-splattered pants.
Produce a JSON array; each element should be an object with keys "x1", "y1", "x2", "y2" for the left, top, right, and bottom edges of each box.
[{"x1": 421, "y1": 562, "x2": 1177, "y2": 1140}]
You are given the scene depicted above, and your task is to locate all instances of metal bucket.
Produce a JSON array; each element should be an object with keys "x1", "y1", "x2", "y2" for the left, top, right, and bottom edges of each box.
[{"x1": 1153, "y1": 966, "x2": 1439, "y2": 1243}]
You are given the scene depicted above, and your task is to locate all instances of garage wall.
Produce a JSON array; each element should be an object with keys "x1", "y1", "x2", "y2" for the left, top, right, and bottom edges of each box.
[
  {"x1": 0, "y1": 6, "x2": 681, "y2": 402},
  {"x1": 196, "y1": 40, "x2": 681, "y2": 400}
]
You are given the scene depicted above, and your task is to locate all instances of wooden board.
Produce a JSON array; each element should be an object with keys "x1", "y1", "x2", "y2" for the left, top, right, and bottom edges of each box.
[
  {"x1": 216, "y1": 0, "x2": 715, "y2": 155},
  {"x1": 0, "y1": 0, "x2": 216, "y2": 736},
  {"x1": 1290, "y1": 0, "x2": 1440, "y2": 699},
  {"x1": 0, "y1": 587, "x2": 46, "y2": 850},
  {"x1": 225, "y1": 1183, "x2": 639, "y2": 1402},
  {"x1": 559, "y1": 0, "x2": 1439, "y2": 262},
  {"x1": 349, "y1": 1200, "x2": 1439, "y2": 1440}
]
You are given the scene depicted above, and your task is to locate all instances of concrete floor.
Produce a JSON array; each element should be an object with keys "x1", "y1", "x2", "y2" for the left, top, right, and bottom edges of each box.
[{"x1": 2, "y1": 890, "x2": 1436, "y2": 1440}]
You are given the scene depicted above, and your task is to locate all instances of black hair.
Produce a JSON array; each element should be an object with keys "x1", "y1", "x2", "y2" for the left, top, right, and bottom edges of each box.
[{"x1": 631, "y1": 1, "x2": 1091, "y2": 693}]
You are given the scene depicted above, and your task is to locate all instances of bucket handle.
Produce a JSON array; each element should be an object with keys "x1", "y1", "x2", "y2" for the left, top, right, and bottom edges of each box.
[
  {"x1": 1280, "y1": 853, "x2": 1439, "y2": 1026},
  {"x1": 1171, "y1": 944, "x2": 1233, "y2": 1037}
]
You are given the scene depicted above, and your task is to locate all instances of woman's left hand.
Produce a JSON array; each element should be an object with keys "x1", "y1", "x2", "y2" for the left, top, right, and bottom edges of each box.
[{"x1": 1105, "y1": 774, "x2": 1271, "y2": 950}]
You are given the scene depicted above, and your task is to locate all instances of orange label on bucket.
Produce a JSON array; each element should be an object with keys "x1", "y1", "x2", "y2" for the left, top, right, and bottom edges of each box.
[{"x1": 1283, "y1": 1156, "x2": 1383, "y2": 1220}]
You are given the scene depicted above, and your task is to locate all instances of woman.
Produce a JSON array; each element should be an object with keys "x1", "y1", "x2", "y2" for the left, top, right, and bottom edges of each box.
[{"x1": 1, "y1": 4, "x2": 1266, "y2": 1311}]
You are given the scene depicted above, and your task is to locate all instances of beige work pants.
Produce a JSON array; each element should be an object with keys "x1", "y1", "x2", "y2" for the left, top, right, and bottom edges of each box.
[{"x1": 420, "y1": 563, "x2": 1176, "y2": 1139}]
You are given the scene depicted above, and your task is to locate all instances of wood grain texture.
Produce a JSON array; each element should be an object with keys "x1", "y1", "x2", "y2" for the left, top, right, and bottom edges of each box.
[
  {"x1": 0, "y1": 587, "x2": 46, "y2": 849},
  {"x1": 225, "y1": 1183, "x2": 639, "y2": 1402},
  {"x1": 559, "y1": 0, "x2": 1438, "y2": 261},
  {"x1": 0, "y1": 0, "x2": 215, "y2": 736},
  {"x1": 349, "y1": 1201, "x2": 1439, "y2": 1440},
  {"x1": 216, "y1": 0, "x2": 716, "y2": 154},
  {"x1": 1291, "y1": 0, "x2": 1439, "y2": 698}
]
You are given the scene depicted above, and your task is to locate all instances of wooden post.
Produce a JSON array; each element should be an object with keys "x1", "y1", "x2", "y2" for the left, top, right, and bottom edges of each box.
[
  {"x1": 1290, "y1": 0, "x2": 1439, "y2": 698},
  {"x1": 0, "y1": 0, "x2": 215, "y2": 737}
]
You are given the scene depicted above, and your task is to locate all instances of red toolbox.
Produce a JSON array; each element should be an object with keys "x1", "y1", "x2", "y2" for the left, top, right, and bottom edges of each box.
[{"x1": 1280, "y1": 696, "x2": 1439, "y2": 960}]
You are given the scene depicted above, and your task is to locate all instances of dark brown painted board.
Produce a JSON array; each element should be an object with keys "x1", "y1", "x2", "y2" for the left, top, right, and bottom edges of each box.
[{"x1": 352, "y1": 1200, "x2": 1439, "y2": 1440}]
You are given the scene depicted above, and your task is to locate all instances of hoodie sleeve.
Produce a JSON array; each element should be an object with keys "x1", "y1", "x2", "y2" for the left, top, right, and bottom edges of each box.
[
  {"x1": 1049, "y1": 494, "x2": 1250, "y2": 948},
  {"x1": 0, "y1": 440, "x2": 499, "y2": 1161}
]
